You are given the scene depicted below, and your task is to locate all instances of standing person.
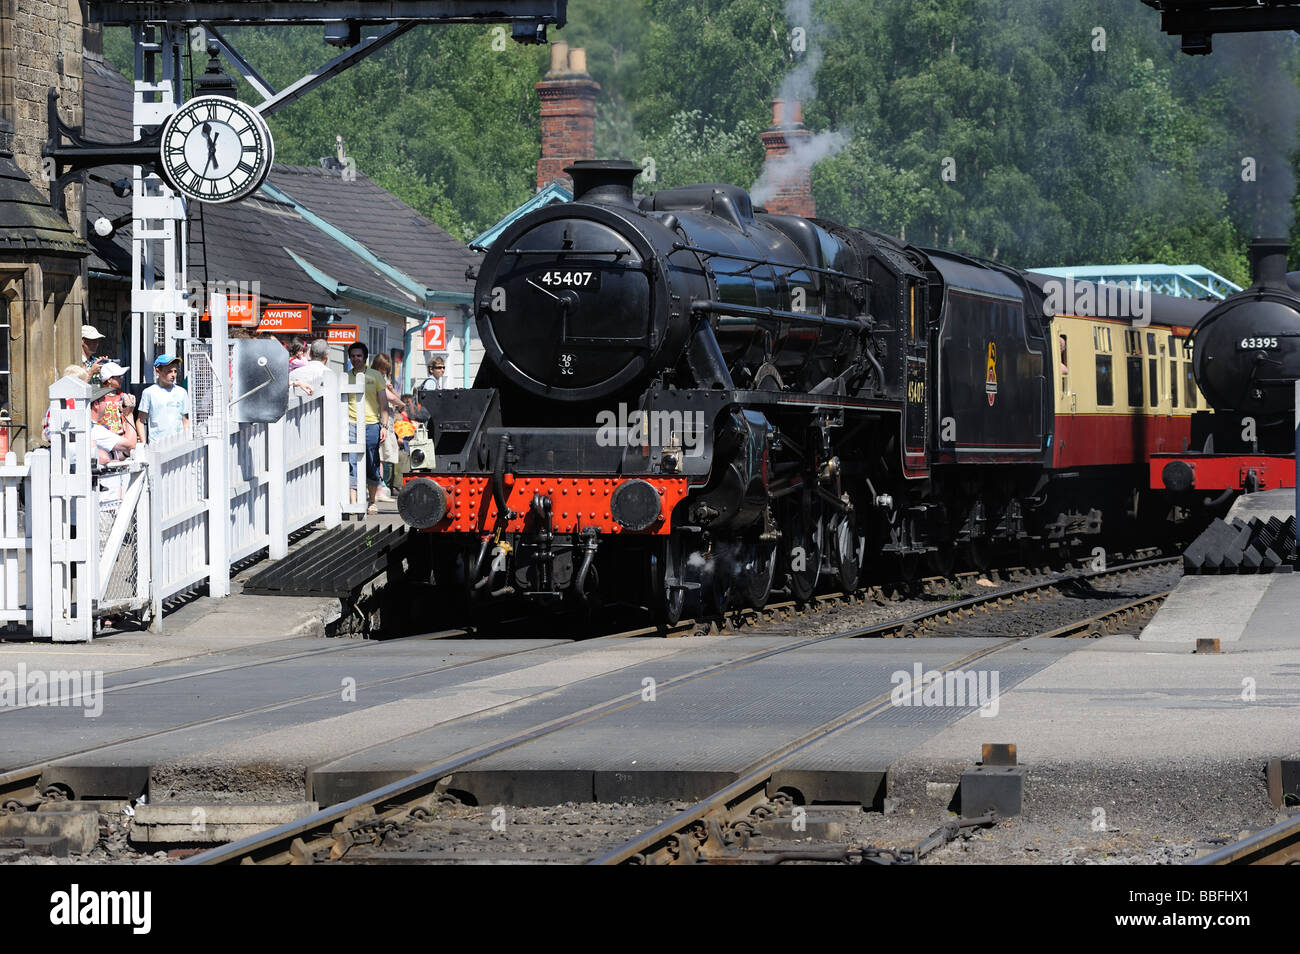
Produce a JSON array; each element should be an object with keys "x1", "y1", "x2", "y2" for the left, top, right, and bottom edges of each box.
[
  {"x1": 393, "y1": 395, "x2": 416, "y2": 451},
  {"x1": 419, "y1": 355, "x2": 448, "y2": 393},
  {"x1": 346, "y1": 342, "x2": 388, "y2": 513},
  {"x1": 135, "y1": 354, "x2": 191, "y2": 445},
  {"x1": 98, "y1": 361, "x2": 136, "y2": 437},
  {"x1": 287, "y1": 336, "x2": 309, "y2": 370},
  {"x1": 81, "y1": 325, "x2": 108, "y2": 384},
  {"x1": 90, "y1": 386, "x2": 138, "y2": 464},
  {"x1": 371, "y1": 353, "x2": 402, "y2": 501},
  {"x1": 290, "y1": 338, "x2": 330, "y2": 391}
]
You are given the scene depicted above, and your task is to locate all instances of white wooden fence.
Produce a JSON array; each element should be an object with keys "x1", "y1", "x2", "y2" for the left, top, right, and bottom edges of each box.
[{"x1": 0, "y1": 371, "x2": 364, "y2": 642}]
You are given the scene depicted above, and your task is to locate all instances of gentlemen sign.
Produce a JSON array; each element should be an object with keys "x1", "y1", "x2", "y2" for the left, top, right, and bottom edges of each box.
[{"x1": 322, "y1": 324, "x2": 359, "y2": 345}]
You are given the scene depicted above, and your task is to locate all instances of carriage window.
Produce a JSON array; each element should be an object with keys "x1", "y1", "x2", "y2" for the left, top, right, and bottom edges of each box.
[
  {"x1": 1123, "y1": 330, "x2": 1142, "y2": 407},
  {"x1": 1170, "y1": 360, "x2": 1179, "y2": 408},
  {"x1": 1095, "y1": 354, "x2": 1114, "y2": 406},
  {"x1": 1058, "y1": 333, "x2": 1069, "y2": 393},
  {"x1": 1148, "y1": 356, "x2": 1158, "y2": 407},
  {"x1": 1127, "y1": 356, "x2": 1144, "y2": 407},
  {"x1": 1184, "y1": 364, "x2": 1198, "y2": 408}
]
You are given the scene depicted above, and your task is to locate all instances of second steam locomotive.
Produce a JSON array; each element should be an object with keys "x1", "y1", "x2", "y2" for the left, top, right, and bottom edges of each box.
[{"x1": 398, "y1": 159, "x2": 1226, "y2": 624}]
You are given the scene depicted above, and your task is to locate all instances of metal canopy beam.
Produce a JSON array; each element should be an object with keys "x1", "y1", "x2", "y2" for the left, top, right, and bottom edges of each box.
[
  {"x1": 202, "y1": 24, "x2": 278, "y2": 100},
  {"x1": 89, "y1": 1, "x2": 567, "y2": 26},
  {"x1": 255, "y1": 21, "x2": 416, "y2": 116},
  {"x1": 1143, "y1": 1, "x2": 1300, "y2": 37}
]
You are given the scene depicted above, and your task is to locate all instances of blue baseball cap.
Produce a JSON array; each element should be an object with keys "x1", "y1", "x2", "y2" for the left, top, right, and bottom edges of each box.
[{"x1": 153, "y1": 353, "x2": 181, "y2": 368}]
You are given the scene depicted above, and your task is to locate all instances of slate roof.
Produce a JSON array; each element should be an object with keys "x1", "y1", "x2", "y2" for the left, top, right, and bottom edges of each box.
[
  {"x1": 470, "y1": 179, "x2": 571, "y2": 250},
  {"x1": 81, "y1": 57, "x2": 474, "y2": 312},
  {"x1": 267, "y1": 164, "x2": 478, "y2": 296},
  {"x1": 189, "y1": 189, "x2": 423, "y2": 311},
  {"x1": 83, "y1": 57, "x2": 138, "y2": 275},
  {"x1": 0, "y1": 119, "x2": 90, "y2": 258}
]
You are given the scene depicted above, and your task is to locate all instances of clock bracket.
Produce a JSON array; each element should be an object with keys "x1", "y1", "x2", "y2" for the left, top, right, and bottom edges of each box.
[{"x1": 42, "y1": 88, "x2": 164, "y2": 217}]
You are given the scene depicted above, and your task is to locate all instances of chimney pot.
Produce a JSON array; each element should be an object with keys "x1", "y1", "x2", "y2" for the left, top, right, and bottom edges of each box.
[
  {"x1": 549, "y1": 41, "x2": 569, "y2": 74},
  {"x1": 536, "y1": 45, "x2": 601, "y2": 190}
]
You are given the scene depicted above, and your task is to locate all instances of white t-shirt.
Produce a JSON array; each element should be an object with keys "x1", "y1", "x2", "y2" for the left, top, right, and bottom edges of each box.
[
  {"x1": 91, "y1": 422, "x2": 123, "y2": 460},
  {"x1": 139, "y1": 383, "x2": 190, "y2": 442},
  {"x1": 290, "y1": 361, "x2": 329, "y2": 389}
]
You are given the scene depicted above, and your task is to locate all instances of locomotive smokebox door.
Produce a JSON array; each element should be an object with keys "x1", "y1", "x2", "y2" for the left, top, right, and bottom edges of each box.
[{"x1": 230, "y1": 339, "x2": 289, "y2": 424}]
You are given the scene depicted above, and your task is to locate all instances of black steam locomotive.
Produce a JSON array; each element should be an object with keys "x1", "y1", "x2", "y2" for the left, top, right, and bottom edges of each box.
[
  {"x1": 1153, "y1": 239, "x2": 1300, "y2": 497},
  {"x1": 398, "y1": 160, "x2": 1219, "y2": 624}
]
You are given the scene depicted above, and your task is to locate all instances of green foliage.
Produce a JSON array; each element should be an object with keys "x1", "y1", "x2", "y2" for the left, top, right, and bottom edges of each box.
[{"x1": 100, "y1": 1, "x2": 1299, "y2": 280}]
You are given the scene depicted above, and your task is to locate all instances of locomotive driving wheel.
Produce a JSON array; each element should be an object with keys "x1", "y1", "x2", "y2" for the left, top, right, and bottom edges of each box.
[
  {"x1": 737, "y1": 540, "x2": 778, "y2": 609},
  {"x1": 649, "y1": 536, "x2": 687, "y2": 629},
  {"x1": 783, "y1": 493, "x2": 821, "y2": 603},
  {"x1": 825, "y1": 507, "x2": 861, "y2": 593}
]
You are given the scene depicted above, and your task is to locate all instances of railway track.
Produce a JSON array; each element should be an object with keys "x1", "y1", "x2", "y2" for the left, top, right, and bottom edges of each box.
[
  {"x1": 1192, "y1": 813, "x2": 1300, "y2": 865},
  {"x1": 182, "y1": 556, "x2": 1176, "y2": 865},
  {"x1": 0, "y1": 627, "x2": 587, "y2": 810}
]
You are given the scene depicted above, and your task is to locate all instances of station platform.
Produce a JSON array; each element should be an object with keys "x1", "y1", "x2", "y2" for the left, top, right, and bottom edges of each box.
[{"x1": 1141, "y1": 488, "x2": 1298, "y2": 646}]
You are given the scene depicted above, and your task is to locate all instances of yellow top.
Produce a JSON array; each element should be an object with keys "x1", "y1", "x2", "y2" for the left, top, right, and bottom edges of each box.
[{"x1": 348, "y1": 367, "x2": 386, "y2": 425}]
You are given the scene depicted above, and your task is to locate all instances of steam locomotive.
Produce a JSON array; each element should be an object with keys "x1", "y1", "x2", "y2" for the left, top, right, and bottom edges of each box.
[
  {"x1": 398, "y1": 159, "x2": 1241, "y2": 624},
  {"x1": 1151, "y1": 239, "x2": 1300, "y2": 498}
]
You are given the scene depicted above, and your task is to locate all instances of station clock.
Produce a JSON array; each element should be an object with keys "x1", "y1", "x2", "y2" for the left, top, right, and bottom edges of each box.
[{"x1": 158, "y1": 96, "x2": 274, "y2": 204}]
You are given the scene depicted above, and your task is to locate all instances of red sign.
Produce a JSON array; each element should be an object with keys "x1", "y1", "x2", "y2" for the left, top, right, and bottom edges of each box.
[
  {"x1": 226, "y1": 295, "x2": 257, "y2": 326},
  {"x1": 321, "y1": 324, "x2": 359, "y2": 345},
  {"x1": 423, "y1": 316, "x2": 447, "y2": 352},
  {"x1": 259, "y1": 303, "x2": 312, "y2": 334}
]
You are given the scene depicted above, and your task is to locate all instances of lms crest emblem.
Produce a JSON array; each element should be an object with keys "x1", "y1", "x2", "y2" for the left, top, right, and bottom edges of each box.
[{"x1": 985, "y1": 342, "x2": 998, "y2": 406}]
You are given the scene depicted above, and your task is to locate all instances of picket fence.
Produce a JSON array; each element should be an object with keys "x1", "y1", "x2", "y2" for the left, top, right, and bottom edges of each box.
[{"x1": 0, "y1": 372, "x2": 364, "y2": 641}]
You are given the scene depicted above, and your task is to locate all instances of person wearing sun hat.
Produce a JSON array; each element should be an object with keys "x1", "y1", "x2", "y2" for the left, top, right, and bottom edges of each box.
[
  {"x1": 81, "y1": 325, "x2": 108, "y2": 383},
  {"x1": 136, "y1": 354, "x2": 190, "y2": 445},
  {"x1": 89, "y1": 385, "x2": 137, "y2": 465},
  {"x1": 98, "y1": 361, "x2": 136, "y2": 436}
]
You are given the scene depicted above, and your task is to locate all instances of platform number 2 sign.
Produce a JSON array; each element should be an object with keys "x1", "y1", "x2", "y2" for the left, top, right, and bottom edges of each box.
[{"x1": 424, "y1": 316, "x2": 447, "y2": 353}]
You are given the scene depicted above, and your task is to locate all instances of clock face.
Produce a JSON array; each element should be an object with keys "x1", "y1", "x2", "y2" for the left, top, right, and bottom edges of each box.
[{"x1": 159, "y1": 96, "x2": 274, "y2": 204}]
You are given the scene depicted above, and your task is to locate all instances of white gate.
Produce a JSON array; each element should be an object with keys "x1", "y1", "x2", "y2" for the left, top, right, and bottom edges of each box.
[{"x1": 2, "y1": 371, "x2": 364, "y2": 642}]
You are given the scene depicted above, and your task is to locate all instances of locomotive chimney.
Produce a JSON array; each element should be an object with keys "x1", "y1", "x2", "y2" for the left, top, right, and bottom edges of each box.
[
  {"x1": 758, "y1": 98, "x2": 816, "y2": 217},
  {"x1": 536, "y1": 43, "x2": 600, "y2": 192},
  {"x1": 565, "y1": 159, "x2": 642, "y2": 208},
  {"x1": 1249, "y1": 238, "x2": 1290, "y2": 290}
]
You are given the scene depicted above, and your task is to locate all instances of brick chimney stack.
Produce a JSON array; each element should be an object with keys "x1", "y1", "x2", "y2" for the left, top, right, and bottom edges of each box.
[
  {"x1": 759, "y1": 98, "x2": 816, "y2": 217},
  {"x1": 536, "y1": 42, "x2": 600, "y2": 192}
]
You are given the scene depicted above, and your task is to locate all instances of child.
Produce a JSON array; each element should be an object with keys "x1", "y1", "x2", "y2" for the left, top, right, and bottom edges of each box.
[{"x1": 136, "y1": 354, "x2": 191, "y2": 445}]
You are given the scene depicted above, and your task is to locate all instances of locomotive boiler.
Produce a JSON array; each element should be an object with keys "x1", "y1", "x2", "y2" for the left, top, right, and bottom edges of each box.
[{"x1": 399, "y1": 160, "x2": 1209, "y2": 624}]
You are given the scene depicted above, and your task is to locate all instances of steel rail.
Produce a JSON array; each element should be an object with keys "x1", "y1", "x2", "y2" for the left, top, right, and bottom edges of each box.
[
  {"x1": 1192, "y1": 813, "x2": 1300, "y2": 865},
  {"x1": 592, "y1": 589, "x2": 1172, "y2": 865},
  {"x1": 187, "y1": 558, "x2": 1175, "y2": 864},
  {"x1": 0, "y1": 631, "x2": 582, "y2": 808}
]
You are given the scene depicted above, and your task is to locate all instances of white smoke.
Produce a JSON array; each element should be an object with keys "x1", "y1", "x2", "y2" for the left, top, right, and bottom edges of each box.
[
  {"x1": 775, "y1": 0, "x2": 825, "y2": 106},
  {"x1": 751, "y1": 128, "x2": 851, "y2": 207},
  {"x1": 750, "y1": 0, "x2": 851, "y2": 207}
]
